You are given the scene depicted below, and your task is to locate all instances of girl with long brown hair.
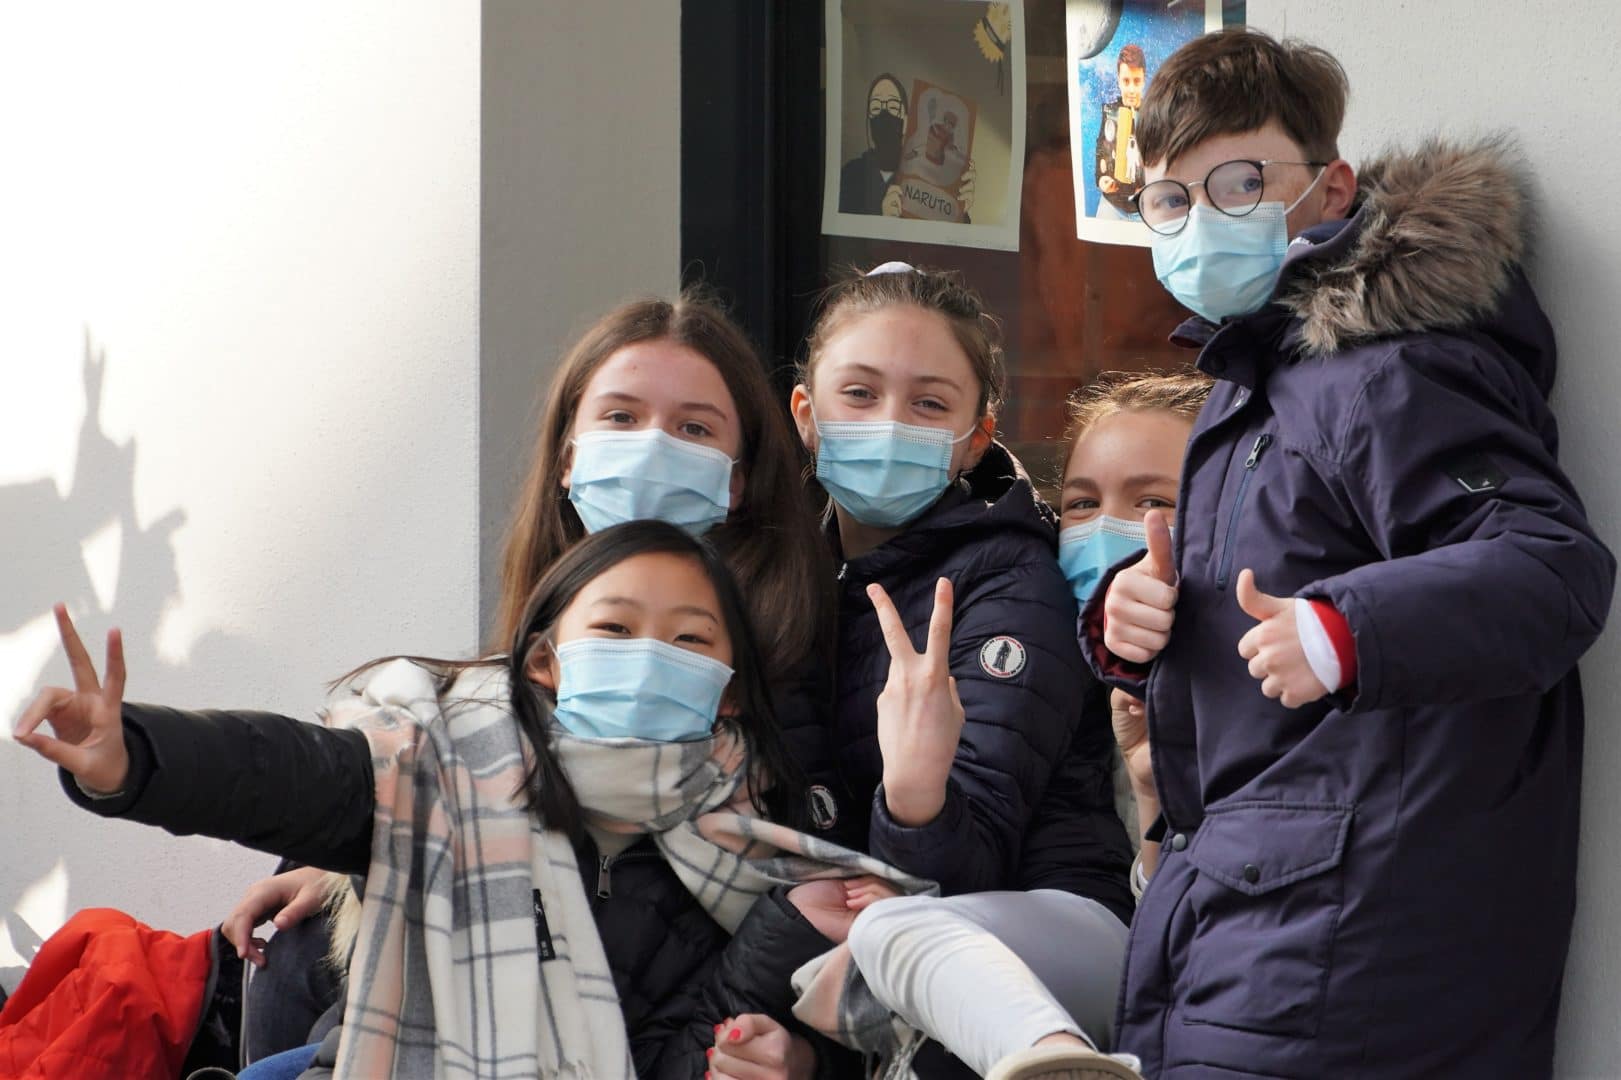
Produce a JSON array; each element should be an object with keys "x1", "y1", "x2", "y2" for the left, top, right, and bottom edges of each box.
[{"x1": 214, "y1": 291, "x2": 842, "y2": 1067}]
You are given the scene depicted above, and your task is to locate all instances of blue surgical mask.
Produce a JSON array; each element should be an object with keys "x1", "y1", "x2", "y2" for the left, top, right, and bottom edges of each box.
[
  {"x1": 568, "y1": 429, "x2": 735, "y2": 536},
  {"x1": 552, "y1": 638, "x2": 733, "y2": 743},
  {"x1": 814, "y1": 418, "x2": 975, "y2": 528},
  {"x1": 1150, "y1": 171, "x2": 1325, "y2": 323},
  {"x1": 1058, "y1": 516, "x2": 1151, "y2": 609}
]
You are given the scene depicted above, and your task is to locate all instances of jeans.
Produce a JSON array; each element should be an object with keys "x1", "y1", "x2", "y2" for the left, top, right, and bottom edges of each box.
[
  {"x1": 243, "y1": 916, "x2": 342, "y2": 1063},
  {"x1": 236, "y1": 1041, "x2": 320, "y2": 1080}
]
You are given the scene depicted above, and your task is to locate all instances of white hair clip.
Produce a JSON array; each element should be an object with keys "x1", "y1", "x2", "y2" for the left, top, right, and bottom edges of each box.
[{"x1": 865, "y1": 260, "x2": 918, "y2": 277}]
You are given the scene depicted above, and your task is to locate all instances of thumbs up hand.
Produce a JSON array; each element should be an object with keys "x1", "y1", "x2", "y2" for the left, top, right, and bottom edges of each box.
[
  {"x1": 1102, "y1": 510, "x2": 1179, "y2": 664},
  {"x1": 1235, "y1": 569, "x2": 1328, "y2": 708}
]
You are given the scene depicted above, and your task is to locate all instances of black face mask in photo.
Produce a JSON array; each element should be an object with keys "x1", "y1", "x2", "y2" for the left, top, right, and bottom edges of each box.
[{"x1": 869, "y1": 112, "x2": 903, "y2": 172}]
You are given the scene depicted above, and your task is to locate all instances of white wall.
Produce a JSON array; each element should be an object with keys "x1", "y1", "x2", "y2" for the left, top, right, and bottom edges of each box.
[
  {"x1": 0, "y1": 2, "x2": 481, "y2": 952},
  {"x1": 1246, "y1": 3, "x2": 1621, "y2": 1073},
  {"x1": 479, "y1": 0, "x2": 682, "y2": 633}
]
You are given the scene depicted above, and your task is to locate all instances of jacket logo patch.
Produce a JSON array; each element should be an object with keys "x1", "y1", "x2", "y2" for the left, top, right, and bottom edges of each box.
[
  {"x1": 979, "y1": 636, "x2": 1026, "y2": 679},
  {"x1": 1450, "y1": 452, "x2": 1507, "y2": 495},
  {"x1": 808, "y1": 785, "x2": 839, "y2": 830}
]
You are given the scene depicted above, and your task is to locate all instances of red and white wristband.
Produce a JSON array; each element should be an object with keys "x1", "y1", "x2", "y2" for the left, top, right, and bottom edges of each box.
[{"x1": 1295, "y1": 597, "x2": 1357, "y2": 693}]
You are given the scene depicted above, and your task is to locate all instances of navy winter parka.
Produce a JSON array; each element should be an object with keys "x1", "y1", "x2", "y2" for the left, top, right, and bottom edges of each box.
[
  {"x1": 830, "y1": 441, "x2": 1133, "y2": 920},
  {"x1": 1087, "y1": 140, "x2": 1616, "y2": 1078}
]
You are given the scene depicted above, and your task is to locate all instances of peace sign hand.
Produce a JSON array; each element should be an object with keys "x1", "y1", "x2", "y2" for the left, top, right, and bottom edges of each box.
[
  {"x1": 13, "y1": 604, "x2": 131, "y2": 795},
  {"x1": 870, "y1": 578, "x2": 964, "y2": 828}
]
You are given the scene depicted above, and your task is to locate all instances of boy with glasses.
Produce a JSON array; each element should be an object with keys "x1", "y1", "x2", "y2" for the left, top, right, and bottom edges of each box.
[{"x1": 1086, "y1": 28, "x2": 1614, "y2": 1078}]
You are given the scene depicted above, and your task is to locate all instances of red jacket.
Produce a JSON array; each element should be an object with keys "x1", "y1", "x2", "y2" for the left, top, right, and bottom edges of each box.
[{"x1": 0, "y1": 908, "x2": 213, "y2": 1079}]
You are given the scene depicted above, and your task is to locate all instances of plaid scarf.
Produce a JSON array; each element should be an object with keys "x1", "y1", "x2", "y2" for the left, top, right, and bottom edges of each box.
[{"x1": 323, "y1": 658, "x2": 934, "y2": 1080}]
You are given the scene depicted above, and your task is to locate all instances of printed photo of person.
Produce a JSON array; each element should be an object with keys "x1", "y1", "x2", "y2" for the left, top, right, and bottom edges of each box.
[
  {"x1": 822, "y1": 0, "x2": 1025, "y2": 251},
  {"x1": 1093, "y1": 43, "x2": 1145, "y2": 219},
  {"x1": 1066, "y1": 0, "x2": 1232, "y2": 246},
  {"x1": 839, "y1": 73, "x2": 908, "y2": 215}
]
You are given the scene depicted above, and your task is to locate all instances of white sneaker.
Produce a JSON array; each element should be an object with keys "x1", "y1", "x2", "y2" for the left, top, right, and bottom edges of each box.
[{"x1": 984, "y1": 1043, "x2": 1145, "y2": 1080}]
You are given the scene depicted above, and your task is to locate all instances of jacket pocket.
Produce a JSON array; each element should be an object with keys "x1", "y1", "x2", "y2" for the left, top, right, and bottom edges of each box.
[{"x1": 1177, "y1": 801, "x2": 1353, "y2": 1038}]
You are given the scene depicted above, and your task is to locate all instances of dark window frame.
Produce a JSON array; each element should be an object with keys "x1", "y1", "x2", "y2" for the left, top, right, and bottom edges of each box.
[{"x1": 680, "y1": 1, "x2": 823, "y2": 387}]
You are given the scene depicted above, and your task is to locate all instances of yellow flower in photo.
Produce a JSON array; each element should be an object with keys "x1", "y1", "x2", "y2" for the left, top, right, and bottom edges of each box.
[{"x1": 973, "y1": 3, "x2": 1012, "y2": 63}]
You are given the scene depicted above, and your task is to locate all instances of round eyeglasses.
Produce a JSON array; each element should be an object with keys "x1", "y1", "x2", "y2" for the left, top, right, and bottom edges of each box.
[{"x1": 1131, "y1": 159, "x2": 1328, "y2": 236}]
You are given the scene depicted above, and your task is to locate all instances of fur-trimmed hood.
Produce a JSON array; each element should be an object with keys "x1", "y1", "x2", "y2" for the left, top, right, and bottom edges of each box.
[{"x1": 1278, "y1": 136, "x2": 1547, "y2": 375}]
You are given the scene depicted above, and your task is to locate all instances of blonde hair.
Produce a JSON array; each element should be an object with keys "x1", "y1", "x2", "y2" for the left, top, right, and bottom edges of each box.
[
  {"x1": 802, "y1": 265, "x2": 1006, "y2": 415},
  {"x1": 1064, "y1": 369, "x2": 1213, "y2": 449},
  {"x1": 323, "y1": 872, "x2": 362, "y2": 972}
]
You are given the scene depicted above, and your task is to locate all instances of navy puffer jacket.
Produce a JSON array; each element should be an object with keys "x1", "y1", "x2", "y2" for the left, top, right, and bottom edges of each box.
[
  {"x1": 1087, "y1": 139, "x2": 1616, "y2": 1078},
  {"x1": 829, "y1": 442, "x2": 1132, "y2": 911}
]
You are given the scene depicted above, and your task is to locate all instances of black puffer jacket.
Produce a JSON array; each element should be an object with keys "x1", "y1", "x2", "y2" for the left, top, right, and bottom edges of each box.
[
  {"x1": 1014, "y1": 677, "x2": 1132, "y2": 922},
  {"x1": 61, "y1": 703, "x2": 848, "y2": 1079},
  {"x1": 831, "y1": 443, "x2": 1132, "y2": 916},
  {"x1": 770, "y1": 651, "x2": 845, "y2": 836}
]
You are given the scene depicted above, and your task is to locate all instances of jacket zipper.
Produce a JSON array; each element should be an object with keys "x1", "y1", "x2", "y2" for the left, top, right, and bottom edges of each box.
[
  {"x1": 1215, "y1": 433, "x2": 1272, "y2": 590},
  {"x1": 595, "y1": 849, "x2": 660, "y2": 899}
]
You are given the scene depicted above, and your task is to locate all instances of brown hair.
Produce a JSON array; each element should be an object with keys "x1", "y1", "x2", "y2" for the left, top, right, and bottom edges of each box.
[
  {"x1": 491, "y1": 290, "x2": 834, "y2": 684},
  {"x1": 801, "y1": 265, "x2": 1006, "y2": 415},
  {"x1": 1117, "y1": 44, "x2": 1145, "y2": 72},
  {"x1": 1136, "y1": 28, "x2": 1349, "y2": 168},
  {"x1": 1063, "y1": 369, "x2": 1213, "y2": 462}
]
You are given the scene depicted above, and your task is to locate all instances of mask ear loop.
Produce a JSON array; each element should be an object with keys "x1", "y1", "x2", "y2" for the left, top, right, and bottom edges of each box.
[
  {"x1": 948, "y1": 415, "x2": 994, "y2": 484},
  {"x1": 519, "y1": 631, "x2": 560, "y2": 699},
  {"x1": 1282, "y1": 164, "x2": 1329, "y2": 215}
]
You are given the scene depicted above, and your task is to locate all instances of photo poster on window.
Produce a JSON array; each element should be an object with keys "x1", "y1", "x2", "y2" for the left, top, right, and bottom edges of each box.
[
  {"x1": 822, "y1": 0, "x2": 1026, "y2": 252},
  {"x1": 1066, "y1": 0, "x2": 1240, "y2": 247}
]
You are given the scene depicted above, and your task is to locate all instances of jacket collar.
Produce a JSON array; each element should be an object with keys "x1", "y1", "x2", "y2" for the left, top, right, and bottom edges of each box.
[{"x1": 1277, "y1": 135, "x2": 1533, "y2": 355}]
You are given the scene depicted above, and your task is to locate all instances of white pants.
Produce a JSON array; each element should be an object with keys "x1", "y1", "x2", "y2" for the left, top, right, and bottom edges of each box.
[{"x1": 847, "y1": 890, "x2": 1128, "y2": 1077}]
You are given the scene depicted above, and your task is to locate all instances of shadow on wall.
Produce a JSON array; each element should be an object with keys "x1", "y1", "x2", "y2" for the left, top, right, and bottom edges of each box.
[{"x1": 0, "y1": 331, "x2": 250, "y2": 962}]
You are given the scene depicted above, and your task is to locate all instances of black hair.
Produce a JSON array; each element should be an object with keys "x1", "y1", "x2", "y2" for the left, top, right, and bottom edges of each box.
[
  {"x1": 507, "y1": 520, "x2": 805, "y2": 837},
  {"x1": 336, "y1": 520, "x2": 806, "y2": 842},
  {"x1": 867, "y1": 71, "x2": 909, "y2": 113}
]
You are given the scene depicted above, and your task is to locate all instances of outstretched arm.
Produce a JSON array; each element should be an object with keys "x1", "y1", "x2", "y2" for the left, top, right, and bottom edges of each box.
[{"x1": 16, "y1": 604, "x2": 375, "y2": 874}]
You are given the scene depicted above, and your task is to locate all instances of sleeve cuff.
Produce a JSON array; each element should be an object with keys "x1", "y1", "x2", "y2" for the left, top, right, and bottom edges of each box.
[
  {"x1": 1130, "y1": 852, "x2": 1150, "y2": 899},
  {"x1": 74, "y1": 777, "x2": 127, "y2": 800},
  {"x1": 59, "y1": 718, "x2": 155, "y2": 817},
  {"x1": 869, "y1": 779, "x2": 967, "y2": 869},
  {"x1": 1296, "y1": 597, "x2": 1357, "y2": 691}
]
